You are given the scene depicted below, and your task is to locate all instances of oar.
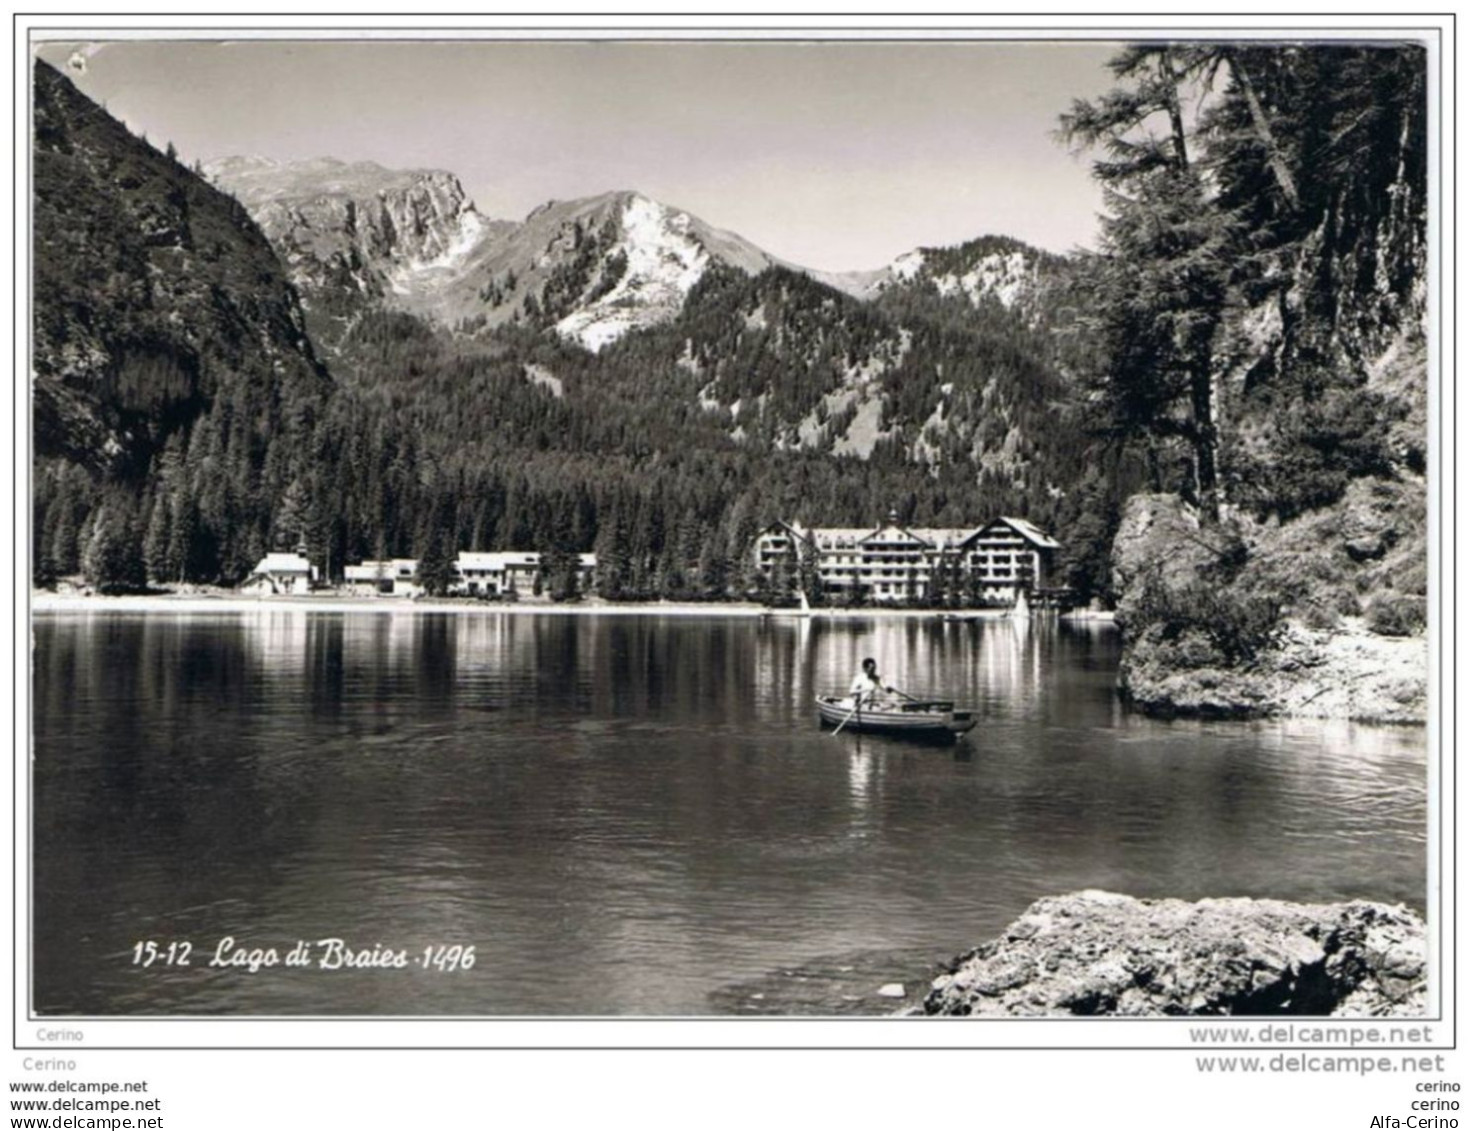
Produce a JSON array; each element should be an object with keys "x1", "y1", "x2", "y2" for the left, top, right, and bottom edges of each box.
[
  {"x1": 892, "y1": 688, "x2": 936, "y2": 708},
  {"x1": 832, "y1": 697, "x2": 862, "y2": 736},
  {"x1": 890, "y1": 688, "x2": 955, "y2": 711}
]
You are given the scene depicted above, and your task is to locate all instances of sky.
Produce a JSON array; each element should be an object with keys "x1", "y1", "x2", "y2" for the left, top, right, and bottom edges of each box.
[{"x1": 35, "y1": 38, "x2": 1121, "y2": 272}]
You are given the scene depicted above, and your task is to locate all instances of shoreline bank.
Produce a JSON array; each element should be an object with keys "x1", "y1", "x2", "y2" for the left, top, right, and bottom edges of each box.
[
  {"x1": 918, "y1": 891, "x2": 1426, "y2": 1018},
  {"x1": 1119, "y1": 617, "x2": 1427, "y2": 725},
  {"x1": 708, "y1": 891, "x2": 1428, "y2": 1017},
  {"x1": 30, "y1": 590, "x2": 1117, "y2": 622}
]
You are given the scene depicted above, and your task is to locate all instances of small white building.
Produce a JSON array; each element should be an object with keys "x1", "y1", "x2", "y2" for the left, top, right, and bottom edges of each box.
[
  {"x1": 242, "y1": 552, "x2": 317, "y2": 596},
  {"x1": 452, "y1": 551, "x2": 596, "y2": 597},
  {"x1": 343, "y1": 558, "x2": 422, "y2": 597},
  {"x1": 453, "y1": 551, "x2": 539, "y2": 597},
  {"x1": 337, "y1": 551, "x2": 598, "y2": 599}
]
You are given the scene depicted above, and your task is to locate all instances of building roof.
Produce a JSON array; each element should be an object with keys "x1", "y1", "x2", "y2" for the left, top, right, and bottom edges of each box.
[
  {"x1": 861, "y1": 524, "x2": 929, "y2": 545},
  {"x1": 761, "y1": 518, "x2": 1061, "y2": 552},
  {"x1": 915, "y1": 527, "x2": 982, "y2": 550},
  {"x1": 344, "y1": 559, "x2": 419, "y2": 580},
  {"x1": 987, "y1": 516, "x2": 1062, "y2": 549},
  {"x1": 456, "y1": 551, "x2": 541, "y2": 569},
  {"x1": 812, "y1": 525, "x2": 988, "y2": 549},
  {"x1": 756, "y1": 520, "x2": 811, "y2": 541},
  {"x1": 254, "y1": 552, "x2": 312, "y2": 573},
  {"x1": 455, "y1": 552, "x2": 512, "y2": 570},
  {"x1": 342, "y1": 552, "x2": 597, "y2": 578},
  {"x1": 808, "y1": 527, "x2": 882, "y2": 548}
]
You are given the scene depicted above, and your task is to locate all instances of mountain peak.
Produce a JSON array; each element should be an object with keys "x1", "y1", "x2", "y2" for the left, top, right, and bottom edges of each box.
[
  {"x1": 207, "y1": 155, "x2": 476, "y2": 211},
  {"x1": 202, "y1": 155, "x2": 1066, "y2": 352},
  {"x1": 856, "y1": 234, "x2": 1065, "y2": 315},
  {"x1": 208, "y1": 163, "x2": 788, "y2": 351}
]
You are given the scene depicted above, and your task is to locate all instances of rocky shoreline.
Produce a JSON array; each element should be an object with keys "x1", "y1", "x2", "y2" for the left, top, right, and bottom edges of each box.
[
  {"x1": 707, "y1": 892, "x2": 1427, "y2": 1018},
  {"x1": 1119, "y1": 618, "x2": 1428, "y2": 724},
  {"x1": 1111, "y1": 494, "x2": 1428, "y2": 725},
  {"x1": 921, "y1": 891, "x2": 1426, "y2": 1018}
]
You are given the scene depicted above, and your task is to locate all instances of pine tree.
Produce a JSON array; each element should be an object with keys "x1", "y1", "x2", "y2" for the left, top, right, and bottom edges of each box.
[
  {"x1": 414, "y1": 498, "x2": 456, "y2": 597},
  {"x1": 592, "y1": 499, "x2": 631, "y2": 601},
  {"x1": 167, "y1": 493, "x2": 200, "y2": 583},
  {"x1": 273, "y1": 478, "x2": 309, "y2": 551},
  {"x1": 82, "y1": 502, "x2": 146, "y2": 594},
  {"x1": 1060, "y1": 44, "x2": 1234, "y2": 522},
  {"x1": 45, "y1": 467, "x2": 86, "y2": 577},
  {"x1": 34, "y1": 490, "x2": 58, "y2": 588},
  {"x1": 143, "y1": 492, "x2": 171, "y2": 584}
]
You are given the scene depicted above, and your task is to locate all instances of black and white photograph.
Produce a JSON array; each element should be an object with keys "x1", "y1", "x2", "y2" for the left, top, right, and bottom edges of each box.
[{"x1": 24, "y1": 23, "x2": 1435, "y2": 1034}]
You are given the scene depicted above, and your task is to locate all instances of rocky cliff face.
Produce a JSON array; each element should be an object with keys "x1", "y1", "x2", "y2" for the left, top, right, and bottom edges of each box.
[
  {"x1": 206, "y1": 159, "x2": 784, "y2": 351},
  {"x1": 924, "y1": 891, "x2": 1425, "y2": 1017},
  {"x1": 205, "y1": 157, "x2": 512, "y2": 341},
  {"x1": 33, "y1": 63, "x2": 328, "y2": 477},
  {"x1": 473, "y1": 189, "x2": 779, "y2": 351}
]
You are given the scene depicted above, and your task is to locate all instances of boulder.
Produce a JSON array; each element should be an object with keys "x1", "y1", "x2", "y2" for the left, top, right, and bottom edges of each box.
[{"x1": 923, "y1": 891, "x2": 1425, "y2": 1018}]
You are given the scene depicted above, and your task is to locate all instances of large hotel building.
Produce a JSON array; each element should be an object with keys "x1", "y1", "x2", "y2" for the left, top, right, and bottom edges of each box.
[{"x1": 750, "y1": 514, "x2": 1063, "y2": 605}]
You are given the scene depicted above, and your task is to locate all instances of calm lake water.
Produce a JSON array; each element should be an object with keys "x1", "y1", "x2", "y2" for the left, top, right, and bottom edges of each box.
[{"x1": 32, "y1": 609, "x2": 1427, "y2": 1015}]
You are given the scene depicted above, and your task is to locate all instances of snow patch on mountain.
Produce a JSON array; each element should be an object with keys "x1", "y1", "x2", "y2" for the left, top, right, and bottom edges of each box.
[
  {"x1": 974, "y1": 418, "x2": 1025, "y2": 475},
  {"x1": 796, "y1": 388, "x2": 861, "y2": 448},
  {"x1": 385, "y1": 209, "x2": 487, "y2": 295},
  {"x1": 832, "y1": 394, "x2": 890, "y2": 459},
  {"x1": 914, "y1": 396, "x2": 952, "y2": 465},
  {"x1": 678, "y1": 340, "x2": 704, "y2": 375},
  {"x1": 930, "y1": 250, "x2": 1035, "y2": 310},
  {"x1": 697, "y1": 381, "x2": 723, "y2": 413},
  {"x1": 890, "y1": 250, "x2": 926, "y2": 281},
  {"x1": 523, "y1": 363, "x2": 563, "y2": 398},
  {"x1": 555, "y1": 195, "x2": 714, "y2": 351}
]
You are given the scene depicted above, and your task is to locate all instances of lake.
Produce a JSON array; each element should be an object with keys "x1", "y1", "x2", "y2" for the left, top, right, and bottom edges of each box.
[{"x1": 31, "y1": 608, "x2": 1427, "y2": 1015}]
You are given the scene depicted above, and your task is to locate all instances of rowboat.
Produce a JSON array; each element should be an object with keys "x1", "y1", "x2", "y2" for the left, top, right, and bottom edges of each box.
[{"x1": 815, "y1": 695, "x2": 977, "y2": 739}]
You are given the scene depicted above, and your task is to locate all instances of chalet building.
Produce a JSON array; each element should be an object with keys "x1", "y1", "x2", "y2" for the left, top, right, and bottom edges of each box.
[
  {"x1": 241, "y1": 551, "x2": 318, "y2": 596},
  {"x1": 341, "y1": 552, "x2": 596, "y2": 598},
  {"x1": 343, "y1": 558, "x2": 422, "y2": 596},
  {"x1": 454, "y1": 551, "x2": 596, "y2": 597},
  {"x1": 751, "y1": 514, "x2": 1062, "y2": 605}
]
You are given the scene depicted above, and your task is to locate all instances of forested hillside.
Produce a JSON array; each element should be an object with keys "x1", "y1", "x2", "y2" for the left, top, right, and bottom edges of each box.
[
  {"x1": 32, "y1": 60, "x2": 332, "y2": 589},
  {"x1": 289, "y1": 256, "x2": 1094, "y2": 600}
]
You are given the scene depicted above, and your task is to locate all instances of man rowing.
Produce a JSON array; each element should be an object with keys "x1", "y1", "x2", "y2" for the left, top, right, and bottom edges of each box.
[{"x1": 849, "y1": 656, "x2": 900, "y2": 710}]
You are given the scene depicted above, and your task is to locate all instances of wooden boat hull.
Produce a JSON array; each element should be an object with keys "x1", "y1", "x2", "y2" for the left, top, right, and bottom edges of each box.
[{"x1": 815, "y1": 696, "x2": 976, "y2": 737}]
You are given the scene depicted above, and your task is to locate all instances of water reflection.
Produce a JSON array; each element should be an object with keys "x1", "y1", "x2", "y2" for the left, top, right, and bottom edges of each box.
[
  {"x1": 32, "y1": 610, "x2": 1427, "y2": 1015},
  {"x1": 846, "y1": 747, "x2": 875, "y2": 811},
  {"x1": 752, "y1": 614, "x2": 1116, "y2": 727}
]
